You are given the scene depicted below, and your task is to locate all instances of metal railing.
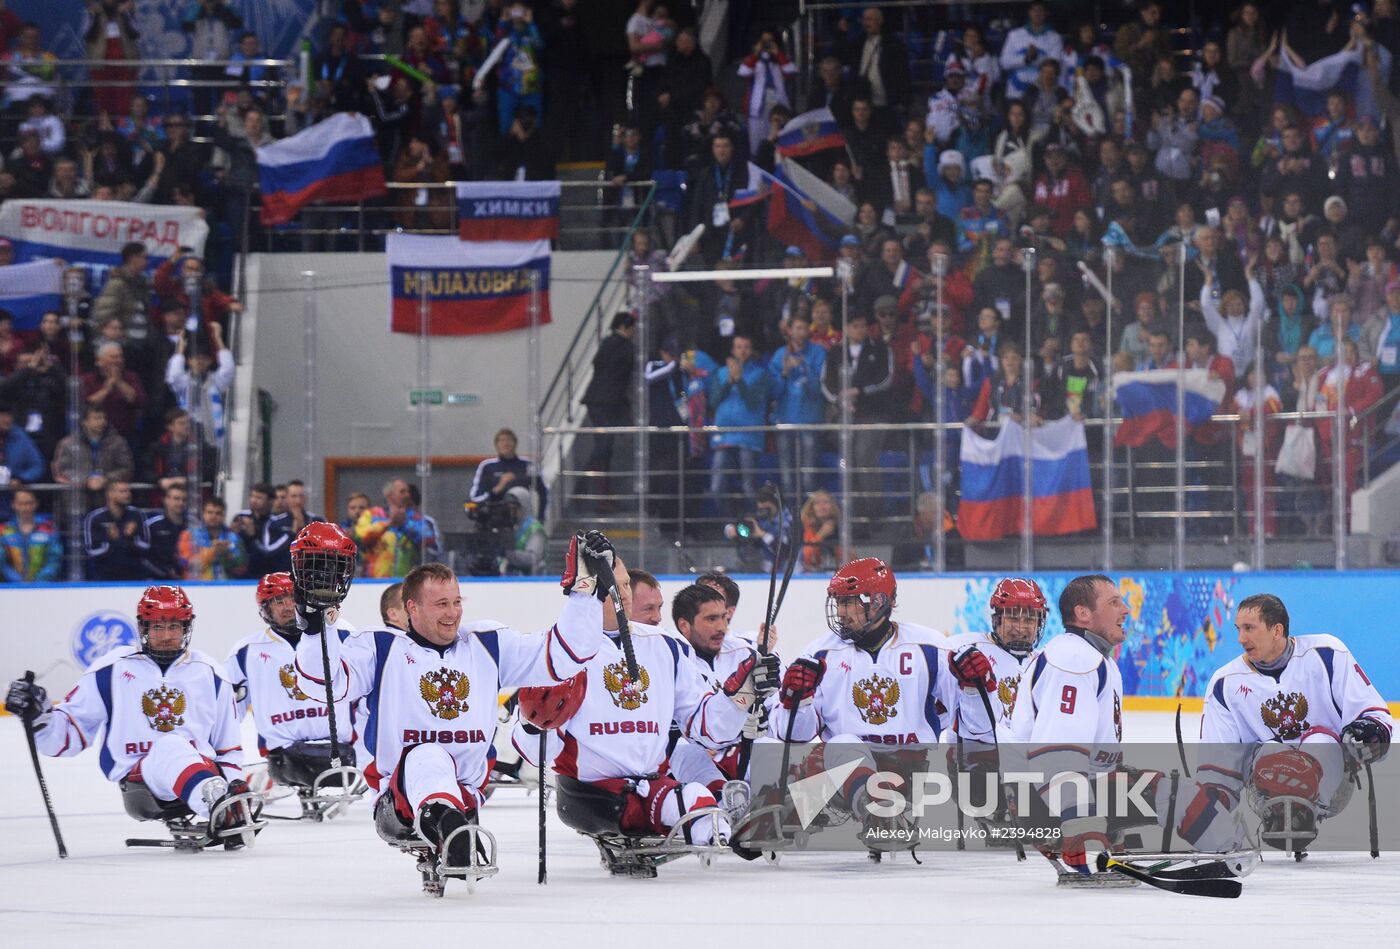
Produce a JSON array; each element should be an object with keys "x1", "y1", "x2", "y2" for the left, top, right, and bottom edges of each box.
[{"x1": 542, "y1": 403, "x2": 1372, "y2": 575}]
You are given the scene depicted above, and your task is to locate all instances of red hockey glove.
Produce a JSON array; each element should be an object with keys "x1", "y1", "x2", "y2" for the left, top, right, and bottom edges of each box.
[
  {"x1": 779, "y1": 657, "x2": 824, "y2": 710},
  {"x1": 949, "y1": 644, "x2": 996, "y2": 693}
]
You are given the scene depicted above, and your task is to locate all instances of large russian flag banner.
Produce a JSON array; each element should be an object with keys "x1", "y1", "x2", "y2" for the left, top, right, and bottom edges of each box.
[
  {"x1": 958, "y1": 416, "x2": 1097, "y2": 541},
  {"x1": 455, "y1": 181, "x2": 561, "y2": 241},
  {"x1": 257, "y1": 112, "x2": 386, "y2": 225},
  {"x1": 386, "y1": 234, "x2": 551, "y2": 336},
  {"x1": 0, "y1": 259, "x2": 62, "y2": 330},
  {"x1": 729, "y1": 163, "x2": 843, "y2": 261},
  {"x1": 1111, "y1": 369, "x2": 1226, "y2": 449},
  {"x1": 776, "y1": 108, "x2": 847, "y2": 158}
]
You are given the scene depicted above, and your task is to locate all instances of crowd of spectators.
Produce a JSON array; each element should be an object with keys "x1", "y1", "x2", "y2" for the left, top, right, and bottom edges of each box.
[{"x1": 585, "y1": 0, "x2": 1400, "y2": 544}]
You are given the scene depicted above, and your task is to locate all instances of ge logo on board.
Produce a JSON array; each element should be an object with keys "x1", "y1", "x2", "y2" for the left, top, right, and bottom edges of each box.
[{"x1": 72, "y1": 611, "x2": 138, "y2": 668}]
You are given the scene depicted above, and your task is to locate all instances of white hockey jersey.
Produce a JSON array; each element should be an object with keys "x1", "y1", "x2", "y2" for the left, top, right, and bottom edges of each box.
[
  {"x1": 771, "y1": 624, "x2": 962, "y2": 745},
  {"x1": 553, "y1": 622, "x2": 749, "y2": 783},
  {"x1": 294, "y1": 592, "x2": 603, "y2": 796},
  {"x1": 1008, "y1": 630, "x2": 1124, "y2": 772},
  {"x1": 943, "y1": 630, "x2": 1032, "y2": 741},
  {"x1": 1199, "y1": 634, "x2": 1392, "y2": 795},
  {"x1": 226, "y1": 627, "x2": 356, "y2": 753},
  {"x1": 36, "y1": 646, "x2": 244, "y2": 782}
]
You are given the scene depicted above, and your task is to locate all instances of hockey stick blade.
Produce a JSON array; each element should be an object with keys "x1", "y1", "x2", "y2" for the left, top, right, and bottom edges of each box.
[
  {"x1": 1097, "y1": 853, "x2": 1242, "y2": 898},
  {"x1": 1140, "y1": 860, "x2": 1239, "y2": 882}
]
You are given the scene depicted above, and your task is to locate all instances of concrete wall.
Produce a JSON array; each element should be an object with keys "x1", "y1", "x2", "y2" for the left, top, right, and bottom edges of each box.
[{"x1": 247, "y1": 250, "x2": 614, "y2": 518}]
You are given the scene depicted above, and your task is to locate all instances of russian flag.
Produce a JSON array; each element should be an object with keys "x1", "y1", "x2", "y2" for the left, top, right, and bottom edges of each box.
[
  {"x1": 386, "y1": 234, "x2": 551, "y2": 336},
  {"x1": 256, "y1": 113, "x2": 386, "y2": 225},
  {"x1": 776, "y1": 108, "x2": 847, "y2": 158},
  {"x1": 456, "y1": 180, "x2": 561, "y2": 242},
  {"x1": 729, "y1": 163, "x2": 842, "y2": 261},
  {"x1": 0, "y1": 259, "x2": 62, "y2": 330},
  {"x1": 957, "y1": 416, "x2": 1097, "y2": 541},
  {"x1": 1111, "y1": 369, "x2": 1226, "y2": 449}
]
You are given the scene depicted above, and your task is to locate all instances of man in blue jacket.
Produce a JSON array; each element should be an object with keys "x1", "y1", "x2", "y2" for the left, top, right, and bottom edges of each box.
[
  {"x1": 0, "y1": 401, "x2": 45, "y2": 521},
  {"x1": 768, "y1": 311, "x2": 826, "y2": 499},
  {"x1": 706, "y1": 335, "x2": 769, "y2": 517}
]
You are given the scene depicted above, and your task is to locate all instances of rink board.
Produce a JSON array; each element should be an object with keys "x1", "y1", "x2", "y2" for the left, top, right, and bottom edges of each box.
[{"x1": 5, "y1": 570, "x2": 1400, "y2": 700}]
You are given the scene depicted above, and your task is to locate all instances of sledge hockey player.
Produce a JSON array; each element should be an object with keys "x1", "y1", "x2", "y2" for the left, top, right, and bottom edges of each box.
[
  {"x1": 1006, "y1": 574, "x2": 1128, "y2": 872},
  {"x1": 945, "y1": 577, "x2": 1049, "y2": 740},
  {"x1": 666, "y1": 583, "x2": 769, "y2": 815},
  {"x1": 537, "y1": 551, "x2": 781, "y2": 871},
  {"x1": 764, "y1": 558, "x2": 994, "y2": 850},
  {"x1": 289, "y1": 523, "x2": 610, "y2": 890},
  {"x1": 4, "y1": 585, "x2": 261, "y2": 849},
  {"x1": 226, "y1": 572, "x2": 363, "y2": 818},
  {"x1": 1200, "y1": 593, "x2": 1391, "y2": 855}
]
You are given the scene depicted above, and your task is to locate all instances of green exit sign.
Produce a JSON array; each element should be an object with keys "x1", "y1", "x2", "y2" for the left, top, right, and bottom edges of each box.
[{"x1": 408, "y1": 388, "x2": 444, "y2": 406}]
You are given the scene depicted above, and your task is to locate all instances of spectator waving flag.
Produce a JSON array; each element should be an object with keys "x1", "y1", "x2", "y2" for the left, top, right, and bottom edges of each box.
[
  {"x1": 729, "y1": 163, "x2": 844, "y2": 261},
  {"x1": 1111, "y1": 369, "x2": 1228, "y2": 449},
  {"x1": 0, "y1": 259, "x2": 62, "y2": 330},
  {"x1": 455, "y1": 181, "x2": 561, "y2": 241},
  {"x1": 256, "y1": 112, "x2": 386, "y2": 225},
  {"x1": 776, "y1": 107, "x2": 847, "y2": 157},
  {"x1": 958, "y1": 416, "x2": 1097, "y2": 541},
  {"x1": 386, "y1": 234, "x2": 551, "y2": 335},
  {"x1": 1273, "y1": 44, "x2": 1390, "y2": 119}
]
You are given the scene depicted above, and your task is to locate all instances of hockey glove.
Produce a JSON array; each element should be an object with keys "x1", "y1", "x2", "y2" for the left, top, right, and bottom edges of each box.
[
  {"x1": 5, "y1": 677, "x2": 51, "y2": 730},
  {"x1": 293, "y1": 601, "x2": 327, "y2": 636},
  {"x1": 724, "y1": 653, "x2": 782, "y2": 712},
  {"x1": 560, "y1": 530, "x2": 617, "y2": 601},
  {"x1": 779, "y1": 657, "x2": 824, "y2": 710},
  {"x1": 1342, "y1": 717, "x2": 1391, "y2": 766},
  {"x1": 949, "y1": 644, "x2": 996, "y2": 693}
]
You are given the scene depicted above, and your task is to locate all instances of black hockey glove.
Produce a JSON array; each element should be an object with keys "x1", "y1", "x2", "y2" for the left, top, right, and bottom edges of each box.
[
  {"x1": 5, "y1": 677, "x2": 52, "y2": 729},
  {"x1": 560, "y1": 529, "x2": 617, "y2": 602},
  {"x1": 1342, "y1": 717, "x2": 1390, "y2": 766}
]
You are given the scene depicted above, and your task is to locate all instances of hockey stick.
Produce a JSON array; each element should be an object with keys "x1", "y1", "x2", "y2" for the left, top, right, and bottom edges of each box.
[
  {"x1": 317, "y1": 618, "x2": 343, "y2": 770},
  {"x1": 1096, "y1": 852, "x2": 1242, "y2": 899},
  {"x1": 538, "y1": 730, "x2": 548, "y2": 884},
  {"x1": 1365, "y1": 760, "x2": 1380, "y2": 859},
  {"x1": 737, "y1": 516, "x2": 804, "y2": 779},
  {"x1": 972, "y1": 676, "x2": 1023, "y2": 860},
  {"x1": 21, "y1": 671, "x2": 67, "y2": 859},
  {"x1": 1174, "y1": 703, "x2": 1192, "y2": 778},
  {"x1": 760, "y1": 483, "x2": 784, "y2": 642}
]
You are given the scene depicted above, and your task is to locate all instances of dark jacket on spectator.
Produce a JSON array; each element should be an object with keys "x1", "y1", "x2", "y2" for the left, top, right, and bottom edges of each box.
[
  {"x1": 822, "y1": 335, "x2": 895, "y2": 422},
  {"x1": 0, "y1": 358, "x2": 66, "y2": 460},
  {"x1": 143, "y1": 510, "x2": 185, "y2": 580},
  {"x1": 84, "y1": 503, "x2": 151, "y2": 581},
  {"x1": 666, "y1": 47, "x2": 715, "y2": 121},
  {"x1": 583, "y1": 333, "x2": 636, "y2": 412}
]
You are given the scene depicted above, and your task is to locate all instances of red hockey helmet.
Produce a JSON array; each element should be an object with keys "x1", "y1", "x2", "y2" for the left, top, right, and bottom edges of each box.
[
  {"x1": 517, "y1": 671, "x2": 588, "y2": 731},
  {"x1": 989, "y1": 577, "x2": 1048, "y2": 658},
  {"x1": 826, "y1": 557, "x2": 896, "y2": 640},
  {"x1": 290, "y1": 522, "x2": 357, "y2": 610},
  {"x1": 256, "y1": 571, "x2": 296, "y2": 628},
  {"x1": 136, "y1": 585, "x2": 195, "y2": 662}
]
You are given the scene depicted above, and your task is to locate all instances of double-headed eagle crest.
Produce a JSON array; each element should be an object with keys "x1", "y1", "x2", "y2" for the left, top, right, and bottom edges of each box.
[
  {"x1": 602, "y1": 661, "x2": 649, "y2": 710},
  {"x1": 997, "y1": 674, "x2": 1021, "y2": 718},
  {"x1": 420, "y1": 668, "x2": 471, "y2": 719},
  {"x1": 279, "y1": 663, "x2": 310, "y2": 701},
  {"x1": 1261, "y1": 691, "x2": 1310, "y2": 740},
  {"x1": 142, "y1": 685, "x2": 186, "y2": 733},
  {"x1": 852, "y1": 674, "x2": 900, "y2": 725}
]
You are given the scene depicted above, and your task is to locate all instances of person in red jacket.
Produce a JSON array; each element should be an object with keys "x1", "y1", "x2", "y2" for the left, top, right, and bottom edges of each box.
[
  {"x1": 1316, "y1": 337, "x2": 1384, "y2": 506},
  {"x1": 1031, "y1": 143, "x2": 1091, "y2": 238},
  {"x1": 152, "y1": 252, "x2": 244, "y2": 339}
]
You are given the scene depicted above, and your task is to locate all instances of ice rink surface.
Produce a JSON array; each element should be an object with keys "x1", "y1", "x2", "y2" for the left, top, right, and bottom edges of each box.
[{"x1": 2, "y1": 711, "x2": 1396, "y2": 947}]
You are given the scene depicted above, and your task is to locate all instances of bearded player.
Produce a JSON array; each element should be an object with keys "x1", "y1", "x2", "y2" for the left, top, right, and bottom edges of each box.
[
  {"x1": 5, "y1": 586, "x2": 258, "y2": 848},
  {"x1": 289, "y1": 523, "x2": 610, "y2": 879},
  {"x1": 1200, "y1": 593, "x2": 1391, "y2": 854},
  {"x1": 526, "y1": 552, "x2": 780, "y2": 857},
  {"x1": 226, "y1": 572, "x2": 360, "y2": 809}
]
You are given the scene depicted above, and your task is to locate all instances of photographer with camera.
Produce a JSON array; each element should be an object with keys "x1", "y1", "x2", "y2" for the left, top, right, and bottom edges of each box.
[{"x1": 721, "y1": 483, "x2": 790, "y2": 572}]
